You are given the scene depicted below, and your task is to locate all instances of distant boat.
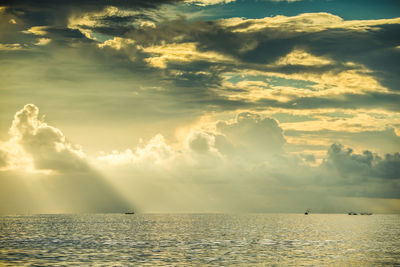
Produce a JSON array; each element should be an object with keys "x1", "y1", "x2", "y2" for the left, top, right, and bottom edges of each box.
[
  {"x1": 124, "y1": 212, "x2": 135, "y2": 215},
  {"x1": 304, "y1": 209, "x2": 310, "y2": 215},
  {"x1": 360, "y1": 212, "x2": 372, "y2": 215},
  {"x1": 348, "y1": 212, "x2": 358, "y2": 215}
]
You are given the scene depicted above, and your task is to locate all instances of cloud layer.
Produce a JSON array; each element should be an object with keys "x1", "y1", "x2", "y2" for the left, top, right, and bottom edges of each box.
[
  {"x1": 1, "y1": 1, "x2": 399, "y2": 213},
  {"x1": 7, "y1": 104, "x2": 87, "y2": 172},
  {"x1": 95, "y1": 111, "x2": 400, "y2": 212},
  {"x1": 0, "y1": 104, "x2": 131, "y2": 214},
  {"x1": 0, "y1": 104, "x2": 399, "y2": 213}
]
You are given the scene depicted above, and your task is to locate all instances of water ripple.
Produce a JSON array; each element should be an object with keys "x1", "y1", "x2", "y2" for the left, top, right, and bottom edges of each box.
[{"x1": 0, "y1": 214, "x2": 399, "y2": 265}]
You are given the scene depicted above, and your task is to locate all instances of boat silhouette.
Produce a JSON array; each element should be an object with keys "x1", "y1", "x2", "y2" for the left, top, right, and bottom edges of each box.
[{"x1": 124, "y1": 211, "x2": 135, "y2": 215}]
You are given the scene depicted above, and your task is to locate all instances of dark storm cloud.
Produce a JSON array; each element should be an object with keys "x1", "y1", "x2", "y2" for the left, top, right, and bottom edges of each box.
[
  {"x1": 301, "y1": 25, "x2": 400, "y2": 92},
  {"x1": 210, "y1": 24, "x2": 399, "y2": 93},
  {"x1": 280, "y1": 143, "x2": 400, "y2": 199},
  {"x1": 2, "y1": 0, "x2": 177, "y2": 8},
  {"x1": 254, "y1": 92, "x2": 400, "y2": 111},
  {"x1": 2, "y1": 0, "x2": 179, "y2": 19},
  {"x1": 46, "y1": 27, "x2": 87, "y2": 39},
  {"x1": 324, "y1": 143, "x2": 400, "y2": 181},
  {"x1": 0, "y1": 0, "x2": 179, "y2": 44},
  {"x1": 110, "y1": 14, "x2": 400, "y2": 110},
  {"x1": 1, "y1": 2, "x2": 400, "y2": 114}
]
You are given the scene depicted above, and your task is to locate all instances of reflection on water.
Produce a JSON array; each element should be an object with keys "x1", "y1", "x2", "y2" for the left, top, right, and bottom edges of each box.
[{"x1": 0, "y1": 214, "x2": 399, "y2": 265}]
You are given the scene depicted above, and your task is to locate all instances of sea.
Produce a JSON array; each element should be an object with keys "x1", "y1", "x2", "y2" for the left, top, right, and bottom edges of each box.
[{"x1": 0, "y1": 214, "x2": 399, "y2": 266}]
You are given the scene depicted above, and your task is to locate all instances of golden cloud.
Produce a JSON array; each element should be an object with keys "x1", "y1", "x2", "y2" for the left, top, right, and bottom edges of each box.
[
  {"x1": 22, "y1": 26, "x2": 49, "y2": 36},
  {"x1": 218, "y1": 13, "x2": 400, "y2": 33},
  {"x1": 143, "y1": 42, "x2": 235, "y2": 69}
]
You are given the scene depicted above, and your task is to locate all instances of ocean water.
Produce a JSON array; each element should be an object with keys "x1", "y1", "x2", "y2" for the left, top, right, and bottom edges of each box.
[{"x1": 0, "y1": 214, "x2": 399, "y2": 266}]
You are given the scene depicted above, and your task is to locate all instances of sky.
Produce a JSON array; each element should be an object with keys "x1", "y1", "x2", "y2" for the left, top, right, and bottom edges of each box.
[{"x1": 0, "y1": 0, "x2": 399, "y2": 214}]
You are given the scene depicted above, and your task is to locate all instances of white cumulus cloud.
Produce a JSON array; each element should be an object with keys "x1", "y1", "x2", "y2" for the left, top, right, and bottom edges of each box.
[{"x1": 3, "y1": 104, "x2": 87, "y2": 173}]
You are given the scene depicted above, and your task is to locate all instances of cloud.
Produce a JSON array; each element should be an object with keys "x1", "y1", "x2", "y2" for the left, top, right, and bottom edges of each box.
[
  {"x1": 98, "y1": 130, "x2": 224, "y2": 170},
  {"x1": 4, "y1": 3, "x2": 399, "y2": 114},
  {"x1": 22, "y1": 26, "x2": 49, "y2": 36},
  {"x1": 34, "y1": 37, "x2": 51, "y2": 46},
  {"x1": 218, "y1": 13, "x2": 400, "y2": 33},
  {"x1": 216, "y1": 112, "x2": 285, "y2": 160},
  {"x1": 97, "y1": 36, "x2": 135, "y2": 50},
  {"x1": 324, "y1": 143, "x2": 400, "y2": 181},
  {"x1": 185, "y1": 130, "x2": 216, "y2": 153},
  {"x1": 1, "y1": 105, "x2": 392, "y2": 213},
  {"x1": 0, "y1": 148, "x2": 9, "y2": 168},
  {"x1": 272, "y1": 49, "x2": 333, "y2": 67},
  {"x1": 6, "y1": 104, "x2": 88, "y2": 173},
  {"x1": 0, "y1": 0, "x2": 178, "y2": 50},
  {"x1": 0, "y1": 104, "x2": 132, "y2": 214},
  {"x1": 268, "y1": 0, "x2": 301, "y2": 2},
  {"x1": 184, "y1": 0, "x2": 236, "y2": 6},
  {"x1": 284, "y1": 125, "x2": 400, "y2": 156},
  {"x1": 61, "y1": 11, "x2": 399, "y2": 115},
  {"x1": 99, "y1": 112, "x2": 285, "y2": 169},
  {"x1": 97, "y1": 112, "x2": 285, "y2": 169},
  {"x1": 0, "y1": 43, "x2": 24, "y2": 50},
  {"x1": 1, "y1": 2, "x2": 400, "y2": 213},
  {"x1": 1, "y1": 10, "x2": 399, "y2": 182},
  {"x1": 98, "y1": 111, "x2": 288, "y2": 171},
  {"x1": 98, "y1": 134, "x2": 176, "y2": 166},
  {"x1": 143, "y1": 42, "x2": 235, "y2": 69},
  {"x1": 67, "y1": 6, "x2": 139, "y2": 40},
  {"x1": 95, "y1": 112, "x2": 400, "y2": 212}
]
